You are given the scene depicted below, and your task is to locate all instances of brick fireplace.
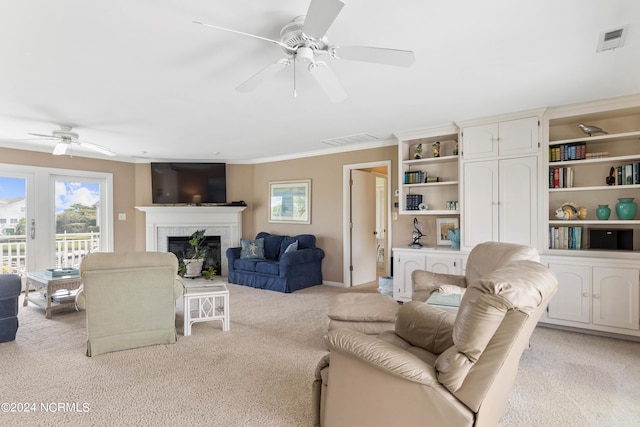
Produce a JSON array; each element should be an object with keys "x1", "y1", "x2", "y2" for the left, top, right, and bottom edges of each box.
[{"x1": 135, "y1": 206, "x2": 246, "y2": 276}]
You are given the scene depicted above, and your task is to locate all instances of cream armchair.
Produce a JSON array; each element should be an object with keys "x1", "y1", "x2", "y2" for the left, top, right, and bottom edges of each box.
[
  {"x1": 312, "y1": 258, "x2": 557, "y2": 427},
  {"x1": 412, "y1": 241, "x2": 540, "y2": 302},
  {"x1": 76, "y1": 252, "x2": 183, "y2": 357}
]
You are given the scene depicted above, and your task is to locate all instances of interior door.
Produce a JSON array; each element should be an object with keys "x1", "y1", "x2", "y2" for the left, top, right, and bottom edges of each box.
[{"x1": 350, "y1": 169, "x2": 377, "y2": 286}]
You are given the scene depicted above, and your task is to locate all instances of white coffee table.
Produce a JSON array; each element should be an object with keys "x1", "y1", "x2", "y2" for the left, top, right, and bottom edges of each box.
[{"x1": 182, "y1": 281, "x2": 230, "y2": 336}]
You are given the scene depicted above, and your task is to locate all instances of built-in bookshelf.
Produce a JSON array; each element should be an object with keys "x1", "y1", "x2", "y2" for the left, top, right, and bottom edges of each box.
[
  {"x1": 395, "y1": 125, "x2": 460, "y2": 215},
  {"x1": 545, "y1": 98, "x2": 640, "y2": 256}
]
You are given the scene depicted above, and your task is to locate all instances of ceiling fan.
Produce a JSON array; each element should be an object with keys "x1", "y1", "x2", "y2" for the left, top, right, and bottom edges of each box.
[
  {"x1": 193, "y1": 0, "x2": 415, "y2": 102},
  {"x1": 26, "y1": 125, "x2": 116, "y2": 156}
]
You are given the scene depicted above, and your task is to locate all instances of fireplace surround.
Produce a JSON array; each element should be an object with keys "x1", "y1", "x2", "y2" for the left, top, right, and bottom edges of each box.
[{"x1": 135, "y1": 206, "x2": 246, "y2": 276}]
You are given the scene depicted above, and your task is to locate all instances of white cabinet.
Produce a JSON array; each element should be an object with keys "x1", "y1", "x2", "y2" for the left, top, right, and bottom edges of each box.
[
  {"x1": 462, "y1": 156, "x2": 537, "y2": 248},
  {"x1": 547, "y1": 263, "x2": 591, "y2": 323},
  {"x1": 544, "y1": 258, "x2": 640, "y2": 336},
  {"x1": 461, "y1": 116, "x2": 539, "y2": 160},
  {"x1": 425, "y1": 253, "x2": 459, "y2": 275},
  {"x1": 393, "y1": 248, "x2": 466, "y2": 302},
  {"x1": 393, "y1": 251, "x2": 426, "y2": 301},
  {"x1": 592, "y1": 267, "x2": 640, "y2": 330}
]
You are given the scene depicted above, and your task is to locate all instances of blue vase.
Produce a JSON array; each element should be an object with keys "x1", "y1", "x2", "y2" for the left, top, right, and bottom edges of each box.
[
  {"x1": 615, "y1": 198, "x2": 637, "y2": 220},
  {"x1": 596, "y1": 205, "x2": 611, "y2": 220},
  {"x1": 448, "y1": 228, "x2": 460, "y2": 250}
]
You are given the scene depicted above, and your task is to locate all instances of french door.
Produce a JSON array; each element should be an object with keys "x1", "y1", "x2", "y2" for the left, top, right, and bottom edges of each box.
[{"x1": 0, "y1": 164, "x2": 113, "y2": 275}]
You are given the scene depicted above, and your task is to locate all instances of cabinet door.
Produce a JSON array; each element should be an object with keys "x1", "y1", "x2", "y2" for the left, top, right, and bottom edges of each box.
[
  {"x1": 499, "y1": 156, "x2": 537, "y2": 247},
  {"x1": 592, "y1": 267, "x2": 640, "y2": 330},
  {"x1": 426, "y1": 254, "x2": 458, "y2": 275},
  {"x1": 462, "y1": 160, "x2": 499, "y2": 248},
  {"x1": 547, "y1": 263, "x2": 591, "y2": 323},
  {"x1": 498, "y1": 117, "x2": 539, "y2": 157},
  {"x1": 462, "y1": 123, "x2": 498, "y2": 160},
  {"x1": 394, "y1": 253, "x2": 426, "y2": 301}
]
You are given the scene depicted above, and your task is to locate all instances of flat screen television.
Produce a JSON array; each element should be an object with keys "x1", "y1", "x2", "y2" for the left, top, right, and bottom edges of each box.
[{"x1": 151, "y1": 162, "x2": 227, "y2": 204}]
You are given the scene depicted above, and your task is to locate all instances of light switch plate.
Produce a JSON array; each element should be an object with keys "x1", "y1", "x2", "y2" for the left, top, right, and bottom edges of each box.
[{"x1": 118, "y1": 213, "x2": 126, "y2": 220}]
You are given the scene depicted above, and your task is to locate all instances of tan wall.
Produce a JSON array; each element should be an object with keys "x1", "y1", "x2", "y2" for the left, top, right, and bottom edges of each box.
[
  {"x1": 1, "y1": 147, "x2": 138, "y2": 252},
  {"x1": 4, "y1": 145, "x2": 425, "y2": 285}
]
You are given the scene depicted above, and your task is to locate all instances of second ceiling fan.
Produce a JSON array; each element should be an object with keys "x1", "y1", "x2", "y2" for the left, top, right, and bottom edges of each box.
[{"x1": 193, "y1": 0, "x2": 415, "y2": 102}]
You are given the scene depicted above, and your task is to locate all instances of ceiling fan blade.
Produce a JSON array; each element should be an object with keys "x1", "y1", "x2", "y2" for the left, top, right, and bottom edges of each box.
[
  {"x1": 334, "y1": 46, "x2": 415, "y2": 67},
  {"x1": 309, "y1": 62, "x2": 347, "y2": 103},
  {"x1": 52, "y1": 142, "x2": 69, "y2": 155},
  {"x1": 193, "y1": 21, "x2": 295, "y2": 53},
  {"x1": 78, "y1": 140, "x2": 117, "y2": 157},
  {"x1": 27, "y1": 132, "x2": 55, "y2": 139},
  {"x1": 303, "y1": 0, "x2": 345, "y2": 39},
  {"x1": 236, "y1": 59, "x2": 291, "y2": 92}
]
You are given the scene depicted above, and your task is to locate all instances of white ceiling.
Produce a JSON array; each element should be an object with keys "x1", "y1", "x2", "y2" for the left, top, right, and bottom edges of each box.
[{"x1": 0, "y1": 0, "x2": 638, "y2": 163}]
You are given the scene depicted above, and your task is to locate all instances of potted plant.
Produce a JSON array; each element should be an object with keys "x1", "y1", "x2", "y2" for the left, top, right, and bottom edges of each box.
[{"x1": 181, "y1": 229, "x2": 207, "y2": 278}]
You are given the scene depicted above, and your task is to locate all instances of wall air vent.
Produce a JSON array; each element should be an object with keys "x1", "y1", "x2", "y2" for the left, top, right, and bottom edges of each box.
[
  {"x1": 596, "y1": 25, "x2": 628, "y2": 52},
  {"x1": 321, "y1": 133, "x2": 380, "y2": 147}
]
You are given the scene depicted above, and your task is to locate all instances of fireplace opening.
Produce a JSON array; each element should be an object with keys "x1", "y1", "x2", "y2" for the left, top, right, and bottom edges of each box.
[{"x1": 167, "y1": 235, "x2": 222, "y2": 276}]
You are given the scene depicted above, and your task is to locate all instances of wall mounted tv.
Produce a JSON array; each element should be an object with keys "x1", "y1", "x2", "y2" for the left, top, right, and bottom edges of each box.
[{"x1": 151, "y1": 162, "x2": 227, "y2": 205}]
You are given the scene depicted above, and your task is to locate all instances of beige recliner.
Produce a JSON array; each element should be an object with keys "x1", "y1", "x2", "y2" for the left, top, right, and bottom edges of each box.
[
  {"x1": 412, "y1": 241, "x2": 540, "y2": 302},
  {"x1": 76, "y1": 252, "x2": 183, "y2": 357},
  {"x1": 312, "y1": 252, "x2": 557, "y2": 427}
]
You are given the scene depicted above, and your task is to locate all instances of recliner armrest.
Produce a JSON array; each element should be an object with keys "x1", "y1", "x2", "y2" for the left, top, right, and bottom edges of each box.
[
  {"x1": 324, "y1": 329, "x2": 440, "y2": 387},
  {"x1": 174, "y1": 276, "x2": 184, "y2": 299},
  {"x1": 412, "y1": 270, "x2": 467, "y2": 302}
]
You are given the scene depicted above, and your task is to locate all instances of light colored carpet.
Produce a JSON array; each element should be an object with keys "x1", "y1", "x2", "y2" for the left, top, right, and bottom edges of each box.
[{"x1": 2, "y1": 283, "x2": 639, "y2": 426}]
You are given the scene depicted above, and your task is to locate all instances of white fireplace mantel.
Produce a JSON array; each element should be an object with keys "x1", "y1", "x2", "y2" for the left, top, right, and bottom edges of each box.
[{"x1": 135, "y1": 205, "x2": 246, "y2": 276}]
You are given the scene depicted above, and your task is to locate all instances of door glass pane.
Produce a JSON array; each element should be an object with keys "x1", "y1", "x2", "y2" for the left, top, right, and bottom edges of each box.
[
  {"x1": 0, "y1": 176, "x2": 27, "y2": 274},
  {"x1": 54, "y1": 180, "x2": 101, "y2": 268}
]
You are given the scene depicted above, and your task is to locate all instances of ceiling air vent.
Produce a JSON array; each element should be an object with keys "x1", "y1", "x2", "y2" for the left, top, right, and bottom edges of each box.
[
  {"x1": 596, "y1": 25, "x2": 628, "y2": 52},
  {"x1": 321, "y1": 133, "x2": 380, "y2": 147}
]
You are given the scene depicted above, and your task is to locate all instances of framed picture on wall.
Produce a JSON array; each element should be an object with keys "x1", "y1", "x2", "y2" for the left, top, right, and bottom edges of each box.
[
  {"x1": 268, "y1": 179, "x2": 311, "y2": 224},
  {"x1": 436, "y1": 217, "x2": 459, "y2": 245}
]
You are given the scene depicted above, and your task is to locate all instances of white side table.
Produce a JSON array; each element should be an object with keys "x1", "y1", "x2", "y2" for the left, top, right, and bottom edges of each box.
[{"x1": 182, "y1": 281, "x2": 230, "y2": 336}]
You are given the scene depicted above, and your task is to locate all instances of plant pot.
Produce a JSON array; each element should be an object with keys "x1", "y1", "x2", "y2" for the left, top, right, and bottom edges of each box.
[
  {"x1": 596, "y1": 205, "x2": 611, "y2": 220},
  {"x1": 184, "y1": 258, "x2": 205, "y2": 278},
  {"x1": 615, "y1": 198, "x2": 637, "y2": 220}
]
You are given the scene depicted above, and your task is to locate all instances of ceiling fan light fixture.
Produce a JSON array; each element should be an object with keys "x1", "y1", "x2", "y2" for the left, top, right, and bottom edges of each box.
[{"x1": 52, "y1": 142, "x2": 69, "y2": 155}]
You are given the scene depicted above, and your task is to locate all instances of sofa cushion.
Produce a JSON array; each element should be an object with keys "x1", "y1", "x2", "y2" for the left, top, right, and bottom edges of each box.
[
  {"x1": 295, "y1": 234, "x2": 316, "y2": 250},
  {"x1": 262, "y1": 234, "x2": 284, "y2": 260},
  {"x1": 255, "y1": 260, "x2": 280, "y2": 275},
  {"x1": 234, "y1": 258, "x2": 261, "y2": 272},
  {"x1": 240, "y1": 238, "x2": 265, "y2": 259}
]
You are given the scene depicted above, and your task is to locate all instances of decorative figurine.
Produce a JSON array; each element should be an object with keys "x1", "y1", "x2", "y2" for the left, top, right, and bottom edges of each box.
[
  {"x1": 410, "y1": 217, "x2": 425, "y2": 248},
  {"x1": 578, "y1": 123, "x2": 608, "y2": 137},
  {"x1": 453, "y1": 142, "x2": 459, "y2": 156},
  {"x1": 414, "y1": 143, "x2": 423, "y2": 159},
  {"x1": 606, "y1": 166, "x2": 615, "y2": 185},
  {"x1": 554, "y1": 202, "x2": 587, "y2": 220},
  {"x1": 432, "y1": 141, "x2": 440, "y2": 157}
]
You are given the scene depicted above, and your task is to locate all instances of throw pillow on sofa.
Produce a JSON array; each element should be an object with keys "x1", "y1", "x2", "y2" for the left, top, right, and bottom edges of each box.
[
  {"x1": 240, "y1": 238, "x2": 265, "y2": 259},
  {"x1": 284, "y1": 240, "x2": 298, "y2": 254}
]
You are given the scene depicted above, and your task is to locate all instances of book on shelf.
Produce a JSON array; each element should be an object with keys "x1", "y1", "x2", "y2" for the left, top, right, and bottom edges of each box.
[
  {"x1": 549, "y1": 167, "x2": 573, "y2": 188},
  {"x1": 613, "y1": 162, "x2": 640, "y2": 185},
  {"x1": 404, "y1": 170, "x2": 425, "y2": 184},
  {"x1": 405, "y1": 194, "x2": 423, "y2": 210},
  {"x1": 549, "y1": 142, "x2": 587, "y2": 162},
  {"x1": 548, "y1": 226, "x2": 582, "y2": 250}
]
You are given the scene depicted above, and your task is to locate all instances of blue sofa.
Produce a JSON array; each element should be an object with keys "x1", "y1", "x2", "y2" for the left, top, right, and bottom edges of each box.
[
  {"x1": 0, "y1": 274, "x2": 21, "y2": 343},
  {"x1": 226, "y1": 232, "x2": 325, "y2": 293}
]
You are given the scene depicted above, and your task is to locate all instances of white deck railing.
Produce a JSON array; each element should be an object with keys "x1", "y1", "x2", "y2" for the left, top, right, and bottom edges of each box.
[{"x1": 0, "y1": 232, "x2": 100, "y2": 275}]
